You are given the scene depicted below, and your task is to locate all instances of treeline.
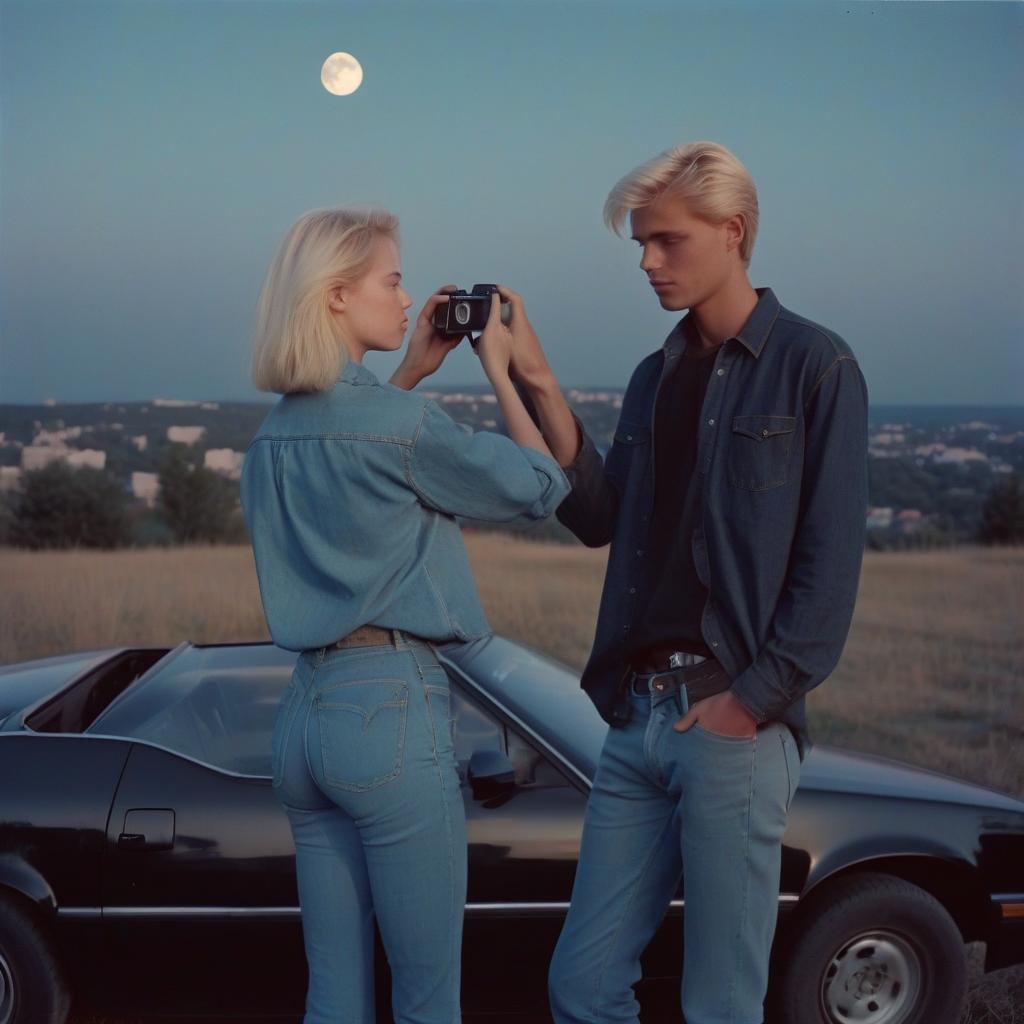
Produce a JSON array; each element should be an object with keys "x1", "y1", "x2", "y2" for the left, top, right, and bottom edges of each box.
[
  {"x1": 0, "y1": 444, "x2": 247, "y2": 549},
  {"x1": 0, "y1": 456, "x2": 1021, "y2": 551},
  {"x1": 865, "y1": 469, "x2": 1024, "y2": 550}
]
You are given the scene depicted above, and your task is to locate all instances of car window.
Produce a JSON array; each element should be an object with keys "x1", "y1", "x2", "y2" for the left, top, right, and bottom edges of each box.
[
  {"x1": 451, "y1": 685, "x2": 503, "y2": 772},
  {"x1": 0, "y1": 649, "x2": 112, "y2": 725},
  {"x1": 450, "y1": 685, "x2": 569, "y2": 789},
  {"x1": 86, "y1": 645, "x2": 298, "y2": 776},
  {"x1": 83, "y1": 642, "x2": 573, "y2": 787},
  {"x1": 506, "y1": 725, "x2": 570, "y2": 788},
  {"x1": 440, "y1": 635, "x2": 606, "y2": 781}
]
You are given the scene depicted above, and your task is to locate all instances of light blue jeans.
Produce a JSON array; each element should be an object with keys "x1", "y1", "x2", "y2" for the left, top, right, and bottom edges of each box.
[
  {"x1": 549, "y1": 686, "x2": 801, "y2": 1024},
  {"x1": 271, "y1": 630, "x2": 466, "y2": 1024}
]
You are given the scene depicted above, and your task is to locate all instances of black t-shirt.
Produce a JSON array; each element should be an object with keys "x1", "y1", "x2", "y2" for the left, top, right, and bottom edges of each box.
[{"x1": 626, "y1": 334, "x2": 722, "y2": 663}]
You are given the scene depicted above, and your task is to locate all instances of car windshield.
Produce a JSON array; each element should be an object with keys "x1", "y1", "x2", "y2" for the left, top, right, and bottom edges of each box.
[
  {"x1": 438, "y1": 635, "x2": 607, "y2": 780},
  {"x1": 85, "y1": 643, "x2": 299, "y2": 775}
]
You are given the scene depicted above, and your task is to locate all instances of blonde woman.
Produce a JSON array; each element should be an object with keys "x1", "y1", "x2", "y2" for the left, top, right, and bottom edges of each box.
[{"x1": 239, "y1": 206, "x2": 569, "y2": 1023}]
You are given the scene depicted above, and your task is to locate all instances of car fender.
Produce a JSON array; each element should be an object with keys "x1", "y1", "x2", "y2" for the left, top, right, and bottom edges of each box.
[{"x1": 0, "y1": 853, "x2": 57, "y2": 914}]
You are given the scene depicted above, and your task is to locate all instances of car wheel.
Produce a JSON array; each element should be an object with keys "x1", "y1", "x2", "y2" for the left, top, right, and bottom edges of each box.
[
  {"x1": 0, "y1": 897, "x2": 71, "y2": 1024},
  {"x1": 778, "y1": 872, "x2": 966, "y2": 1024}
]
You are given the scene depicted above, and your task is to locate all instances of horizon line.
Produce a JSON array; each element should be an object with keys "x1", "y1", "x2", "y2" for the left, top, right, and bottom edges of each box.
[{"x1": 2, "y1": 397, "x2": 1024, "y2": 410}]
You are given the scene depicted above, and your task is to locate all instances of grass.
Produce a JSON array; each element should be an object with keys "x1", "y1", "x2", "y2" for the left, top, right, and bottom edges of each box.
[{"x1": 1, "y1": 536, "x2": 1022, "y2": 1022}]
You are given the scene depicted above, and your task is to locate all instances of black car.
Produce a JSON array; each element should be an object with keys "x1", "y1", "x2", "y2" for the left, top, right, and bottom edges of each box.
[{"x1": 1, "y1": 636, "x2": 1022, "y2": 1024}]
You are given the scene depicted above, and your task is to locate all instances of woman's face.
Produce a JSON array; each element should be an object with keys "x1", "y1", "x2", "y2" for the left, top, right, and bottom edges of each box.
[{"x1": 330, "y1": 235, "x2": 413, "y2": 360}]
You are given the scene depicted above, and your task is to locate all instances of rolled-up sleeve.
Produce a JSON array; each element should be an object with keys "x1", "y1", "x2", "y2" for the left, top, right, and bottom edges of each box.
[
  {"x1": 553, "y1": 412, "x2": 620, "y2": 547},
  {"x1": 405, "y1": 399, "x2": 570, "y2": 523},
  {"x1": 730, "y1": 355, "x2": 869, "y2": 723}
]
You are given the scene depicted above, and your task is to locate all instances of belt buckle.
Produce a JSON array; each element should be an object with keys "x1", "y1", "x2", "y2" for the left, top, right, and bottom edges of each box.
[{"x1": 669, "y1": 651, "x2": 707, "y2": 669}]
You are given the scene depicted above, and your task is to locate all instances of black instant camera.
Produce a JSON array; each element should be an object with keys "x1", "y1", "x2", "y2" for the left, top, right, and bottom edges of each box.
[{"x1": 431, "y1": 284, "x2": 511, "y2": 343}]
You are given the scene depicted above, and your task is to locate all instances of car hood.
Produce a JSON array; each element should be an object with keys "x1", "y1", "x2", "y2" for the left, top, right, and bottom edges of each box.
[{"x1": 802, "y1": 744, "x2": 1024, "y2": 813}]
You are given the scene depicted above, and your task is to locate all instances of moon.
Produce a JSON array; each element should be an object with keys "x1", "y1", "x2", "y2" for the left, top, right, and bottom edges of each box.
[{"x1": 320, "y1": 52, "x2": 364, "y2": 96}]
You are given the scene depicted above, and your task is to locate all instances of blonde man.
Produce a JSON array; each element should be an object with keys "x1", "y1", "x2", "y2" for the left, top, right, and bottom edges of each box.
[{"x1": 501, "y1": 142, "x2": 868, "y2": 1023}]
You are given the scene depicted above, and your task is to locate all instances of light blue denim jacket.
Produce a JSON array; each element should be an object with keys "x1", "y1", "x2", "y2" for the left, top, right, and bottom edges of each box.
[{"x1": 239, "y1": 360, "x2": 570, "y2": 652}]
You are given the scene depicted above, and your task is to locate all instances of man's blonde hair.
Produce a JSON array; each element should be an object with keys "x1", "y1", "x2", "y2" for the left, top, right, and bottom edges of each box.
[
  {"x1": 250, "y1": 206, "x2": 399, "y2": 394},
  {"x1": 603, "y1": 141, "x2": 759, "y2": 265}
]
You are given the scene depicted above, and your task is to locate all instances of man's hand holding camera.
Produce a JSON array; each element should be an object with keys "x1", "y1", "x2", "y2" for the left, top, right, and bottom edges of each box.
[{"x1": 492, "y1": 285, "x2": 554, "y2": 389}]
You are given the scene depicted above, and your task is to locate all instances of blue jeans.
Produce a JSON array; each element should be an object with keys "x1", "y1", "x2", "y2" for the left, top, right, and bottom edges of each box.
[
  {"x1": 548, "y1": 687, "x2": 801, "y2": 1024},
  {"x1": 272, "y1": 630, "x2": 466, "y2": 1024}
]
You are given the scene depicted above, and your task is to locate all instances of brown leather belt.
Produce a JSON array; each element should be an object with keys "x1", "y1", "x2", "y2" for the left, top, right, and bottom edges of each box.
[{"x1": 331, "y1": 625, "x2": 398, "y2": 649}]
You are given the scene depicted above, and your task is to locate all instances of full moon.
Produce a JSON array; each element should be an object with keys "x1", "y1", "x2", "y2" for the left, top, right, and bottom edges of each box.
[{"x1": 320, "y1": 52, "x2": 363, "y2": 96}]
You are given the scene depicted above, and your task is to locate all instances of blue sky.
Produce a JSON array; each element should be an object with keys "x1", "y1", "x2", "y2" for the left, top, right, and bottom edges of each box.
[{"x1": 1, "y1": 0, "x2": 1021, "y2": 404}]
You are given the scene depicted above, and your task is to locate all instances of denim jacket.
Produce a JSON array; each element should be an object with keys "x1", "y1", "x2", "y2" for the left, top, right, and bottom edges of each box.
[
  {"x1": 555, "y1": 287, "x2": 869, "y2": 760},
  {"x1": 239, "y1": 360, "x2": 570, "y2": 652}
]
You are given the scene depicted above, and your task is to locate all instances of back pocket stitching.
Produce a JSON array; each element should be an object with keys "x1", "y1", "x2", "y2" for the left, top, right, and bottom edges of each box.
[{"x1": 316, "y1": 679, "x2": 409, "y2": 791}]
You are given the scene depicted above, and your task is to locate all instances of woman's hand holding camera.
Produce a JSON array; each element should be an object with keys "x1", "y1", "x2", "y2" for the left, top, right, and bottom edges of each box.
[{"x1": 391, "y1": 285, "x2": 462, "y2": 389}]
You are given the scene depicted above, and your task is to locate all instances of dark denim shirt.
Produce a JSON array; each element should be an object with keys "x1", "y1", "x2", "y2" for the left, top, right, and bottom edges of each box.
[{"x1": 556, "y1": 287, "x2": 869, "y2": 760}]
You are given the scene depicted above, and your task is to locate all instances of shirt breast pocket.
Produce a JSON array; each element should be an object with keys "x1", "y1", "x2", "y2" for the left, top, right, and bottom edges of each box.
[
  {"x1": 605, "y1": 421, "x2": 650, "y2": 490},
  {"x1": 727, "y1": 414, "x2": 797, "y2": 491}
]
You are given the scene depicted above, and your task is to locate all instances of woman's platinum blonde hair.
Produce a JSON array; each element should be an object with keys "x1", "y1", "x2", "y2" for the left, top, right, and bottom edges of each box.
[
  {"x1": 603, "y1": 141, "x2": 759, "y2": 266},
  {"x1": 250, "y1": 206, "x2": 399, "y2": 394}
]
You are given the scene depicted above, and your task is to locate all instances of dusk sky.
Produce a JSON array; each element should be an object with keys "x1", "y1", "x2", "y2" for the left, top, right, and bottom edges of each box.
[{"x1": 1, "y1": 0, "x2": 1021, "y2": 405}]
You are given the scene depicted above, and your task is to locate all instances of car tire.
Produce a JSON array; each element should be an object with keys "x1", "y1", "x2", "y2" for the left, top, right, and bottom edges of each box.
[
  {"x1": 0, "y1": 896, "x2": 71, "y2": 1024},
  {"x1": 777, "y1": 872, "x2": 966, "y2": 1024}
]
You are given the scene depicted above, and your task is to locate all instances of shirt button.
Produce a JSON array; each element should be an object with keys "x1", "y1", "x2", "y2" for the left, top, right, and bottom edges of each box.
[
  {"x1": 625, "y1": 434, "x2": 633, "y2": 440},
  {"x1": 707, "y1": 418, "x2": 715, "y2": 426},
  {"x1": 636, "y1": 549, "x2": 644, "y2": 557},
  {"x1": 712, "y1": 640, "x2": 719, "y2": 648},
  {"x1": 629, "y1": 587, "x2": 636, "y2": 594},
  {"x1": 761, "y1": 429, "x2": 768, "y2": 436},
  {"x1": 716, "y1": 368, "x2": 725, "y2": 376}
]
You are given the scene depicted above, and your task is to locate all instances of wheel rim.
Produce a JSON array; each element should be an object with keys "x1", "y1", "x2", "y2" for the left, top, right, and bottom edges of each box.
[
  {"x1": 819, "y1": 929, "x2": 922, "y2": 1023},
  {"x1": 0, "y1": 948, "x2": 13, "y2": 1024}
]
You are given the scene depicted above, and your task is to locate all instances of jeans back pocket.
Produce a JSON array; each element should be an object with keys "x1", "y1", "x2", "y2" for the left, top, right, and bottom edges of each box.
[{"x1": 315, "y1": 678, "x2": 409, "y2": 792}]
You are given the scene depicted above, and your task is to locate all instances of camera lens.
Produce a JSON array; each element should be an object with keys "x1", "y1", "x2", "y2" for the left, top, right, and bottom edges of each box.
[{"x1": 454, "y1": 302, "x2": 471, "y2": 326}]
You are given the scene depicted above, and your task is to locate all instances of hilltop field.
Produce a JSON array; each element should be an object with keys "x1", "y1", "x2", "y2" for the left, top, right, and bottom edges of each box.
[{"x1": 2, "y1": 537, "x2": 1021, "y2": 797}]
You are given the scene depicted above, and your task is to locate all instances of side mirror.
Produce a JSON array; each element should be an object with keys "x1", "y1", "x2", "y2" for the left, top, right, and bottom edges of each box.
[{"x1": 467, "y1": 750, "x2": 516, "y2": 800}]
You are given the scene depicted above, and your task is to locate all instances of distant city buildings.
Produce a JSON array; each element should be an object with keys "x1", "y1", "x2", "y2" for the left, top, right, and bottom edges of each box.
[
  {"x1": 867, "y1": 506, "x2": 926, "y2": 534},
  {"x1": 1, "y1": 400, "x2": 1020, "y2": 546},
  {"x1": 167, "y1": 425, "x2": 206, "y2": 445},
  {"x1": 203, "y1": 448, "x2": 244, "y2": 479},
  {"x1": 867, "y1": 507, "x2": 894, "y2": 529},
  {"x1": 153, "y1": 399, "x2": 220, "y2": 409},
  {"x1": 933, "y1": 447, "x2": 988, "y2": 465},
  {"x1": 131, "y1": 471, "x2": 159, "y2": 508},
  {"x1": 21, "y1": 445, "x2": 106, "y2": 471}
]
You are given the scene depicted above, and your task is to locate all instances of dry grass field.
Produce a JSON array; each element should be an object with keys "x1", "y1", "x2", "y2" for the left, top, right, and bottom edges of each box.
[
  {"x1": 2, "y1": 536, "x2": 1021, "y2": 796},
  {"x1": 2, "y1": 536, "x2": 1022, "y2": 1022}
]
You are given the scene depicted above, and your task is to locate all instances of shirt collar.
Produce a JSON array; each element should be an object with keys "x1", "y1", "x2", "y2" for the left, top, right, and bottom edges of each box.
[
  {"x1": 663, "y1": 286, "x2": 780, "y2": 361},
  {"x1": 337, "y1": 360, "x2": 380, "y2": 387}
]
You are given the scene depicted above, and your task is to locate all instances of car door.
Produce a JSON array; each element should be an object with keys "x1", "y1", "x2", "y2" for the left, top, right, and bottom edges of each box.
[
  {"x1": 94, "y1": 644, "x2": 307, "y2": 1019},
  {"x1": 448, "y1": 679, "x2": 588, "y2": 1016}
]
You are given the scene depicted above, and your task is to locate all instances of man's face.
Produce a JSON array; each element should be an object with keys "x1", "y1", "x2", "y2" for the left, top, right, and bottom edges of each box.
[{"x1": 630, "y1": 192, "x2": 739, "y2": 311}]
